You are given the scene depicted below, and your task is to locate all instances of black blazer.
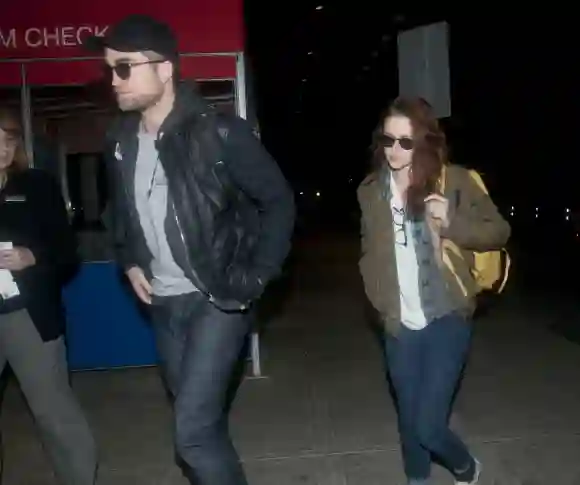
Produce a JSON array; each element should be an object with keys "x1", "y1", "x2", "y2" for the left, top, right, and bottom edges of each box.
[{"x1": 0, "y1": 169, "x2": 79, "y2": 341}]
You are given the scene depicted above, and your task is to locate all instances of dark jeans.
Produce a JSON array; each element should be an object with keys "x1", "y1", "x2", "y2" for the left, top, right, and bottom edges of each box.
[
  {"x1": 149, "y1": 292, "x2": 250, "y2": 485},
  {"x1": 384, "y1": 312, "x2": 474, "y2": 482}
]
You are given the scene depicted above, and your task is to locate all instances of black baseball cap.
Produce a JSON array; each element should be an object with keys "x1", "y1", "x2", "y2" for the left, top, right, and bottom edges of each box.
[{"x1": 84, "y1": 14, "x2": 179, "y2": 62}]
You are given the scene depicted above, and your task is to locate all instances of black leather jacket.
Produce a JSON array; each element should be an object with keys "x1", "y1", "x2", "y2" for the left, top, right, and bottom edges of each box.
[{"x1": 105, "y1": 82, "x2": 295, "y2": 310}]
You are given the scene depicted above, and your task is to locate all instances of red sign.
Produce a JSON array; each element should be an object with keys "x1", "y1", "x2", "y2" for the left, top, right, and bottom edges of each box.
[
  {"x1": 0, "y1": 0, "x2": 244, "y2": 59},
  {"x1": 15, "y1": 57, "x2": 237, "y2": 86},
  {"x1": 0, "y1": 63, "x2": 21, "y2": 86}
]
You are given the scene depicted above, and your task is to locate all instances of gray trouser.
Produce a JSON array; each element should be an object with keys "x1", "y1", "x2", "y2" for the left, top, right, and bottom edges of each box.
[{"x1": 0, "y1": 309, "x2": 97, "y2": 485}]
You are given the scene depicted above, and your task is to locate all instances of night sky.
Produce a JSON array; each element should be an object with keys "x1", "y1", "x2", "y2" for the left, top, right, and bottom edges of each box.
[{"x1": 244, "y1": 7, "x2": 580, "y2": 216}]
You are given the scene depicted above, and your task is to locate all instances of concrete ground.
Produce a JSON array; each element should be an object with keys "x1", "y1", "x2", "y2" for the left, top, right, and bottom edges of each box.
[{"x1": 1, "y1": 234, "x2": 580, "y2": 484}]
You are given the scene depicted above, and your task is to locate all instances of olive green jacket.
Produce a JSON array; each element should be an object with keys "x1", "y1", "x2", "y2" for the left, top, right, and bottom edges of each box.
[{"x1": 357, "y1": 164, "x2": 511, "y2": 336}]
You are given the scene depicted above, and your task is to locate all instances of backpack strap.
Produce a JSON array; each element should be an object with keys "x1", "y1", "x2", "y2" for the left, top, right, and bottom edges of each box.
[
  {"x1": 439, "y1": 165, "x2": 447, "y2": 194},
  {"x1": 467, "y1": 169, "x2": 489, "y2": 195}
]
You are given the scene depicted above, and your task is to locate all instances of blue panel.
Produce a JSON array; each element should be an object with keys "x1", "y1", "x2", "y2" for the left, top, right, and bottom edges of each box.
[{"x1": 63, "y1": 262, "x2": 158, "y2": 371}]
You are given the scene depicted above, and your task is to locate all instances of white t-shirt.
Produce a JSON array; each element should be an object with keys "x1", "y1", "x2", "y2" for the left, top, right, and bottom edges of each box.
[{"x1": 390, "y1": 175, "x2": 428, "y2": 330}]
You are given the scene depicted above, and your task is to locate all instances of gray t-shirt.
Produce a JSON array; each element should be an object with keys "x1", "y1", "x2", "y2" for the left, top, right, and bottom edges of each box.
[{"x1": 134, "y1": 133, "x2": 198, "y2": 296}]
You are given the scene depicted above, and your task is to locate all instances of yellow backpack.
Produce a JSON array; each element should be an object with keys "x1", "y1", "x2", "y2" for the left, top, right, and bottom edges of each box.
[{"x1": 440, "y1": 166, "x2": 511, "y2": 295}]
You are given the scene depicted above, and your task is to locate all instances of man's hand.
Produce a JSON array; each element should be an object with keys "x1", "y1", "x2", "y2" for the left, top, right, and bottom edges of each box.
[
  {"x1": 424, "y1": 193, "x2": 450, "y2": 230},
  {"x1": 126, "y1": 266, "x2": 153, "y2": 304},
  {"x1": 0, "y1": 247, "x2": 36, "y2": 271},
  {"x1": 227, "y1": 265, "x2": 266, "y2": 302}
]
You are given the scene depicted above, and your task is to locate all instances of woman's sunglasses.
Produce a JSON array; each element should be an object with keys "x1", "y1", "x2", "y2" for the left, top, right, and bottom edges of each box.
[
  {"x1": 104, "y1": 59, "x2": 166, "y2": 81},
  {"x1": 378, "y1": 134, "x2": 414, "y2": 151}
]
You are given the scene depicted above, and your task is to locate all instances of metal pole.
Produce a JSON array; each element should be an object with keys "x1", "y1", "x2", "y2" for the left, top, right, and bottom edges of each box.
[
  {"x1": 235, "y1": 51, "x2": 266, "y2": 378},
  {"x1": 249, "y1": 332, "x2": 263, "y2": 378},
  {"x1": 234, "y1": 52, "x2": 247, "y2": 120},
  {"x1": 58, "y1": 142, "x2": 74, "y2": 220},
  {"x1": 19, "y1": 64, "x2": 34, "y2": 167}
]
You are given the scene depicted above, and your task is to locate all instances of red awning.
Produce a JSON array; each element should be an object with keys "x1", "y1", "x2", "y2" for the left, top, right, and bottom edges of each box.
[
  {"x1": 15, "y1": 57, "x2": 236, "y2": 86},
  {"x1": 0, "y1": 0, "x2": 243, "y2": 85},
  {"x1": 1, "y1": 63, "x2": 22, "y2": 86}
]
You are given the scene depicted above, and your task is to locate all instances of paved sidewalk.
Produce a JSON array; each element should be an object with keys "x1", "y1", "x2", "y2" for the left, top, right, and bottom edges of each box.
[{"x1": 1, "y1": 235, "x2": 580, "y2": 484}]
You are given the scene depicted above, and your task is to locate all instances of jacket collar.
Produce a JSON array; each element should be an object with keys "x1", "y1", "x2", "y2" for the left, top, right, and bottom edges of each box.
[{"x1": 107, "y1": 80, "x2": 211, "y2": 143}]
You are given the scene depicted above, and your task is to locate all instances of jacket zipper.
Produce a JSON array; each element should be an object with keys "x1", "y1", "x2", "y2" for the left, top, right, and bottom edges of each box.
[
  {"x1": 156, "y1": 131, "x2": 212, "y2": 301},
  {"x1": 171, "y1": 199, "x2": 214, "y2": 303}
]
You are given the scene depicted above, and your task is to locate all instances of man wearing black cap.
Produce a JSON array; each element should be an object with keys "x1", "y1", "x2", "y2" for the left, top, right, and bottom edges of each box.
[{"x1": 86, "y1": 14, "x2": 295, "y2": 485}]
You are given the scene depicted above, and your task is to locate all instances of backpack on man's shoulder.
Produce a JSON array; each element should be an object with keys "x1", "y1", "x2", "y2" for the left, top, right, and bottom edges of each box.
[{"x1": 440, "y1": 166, "x2": 511, "y2": 297}]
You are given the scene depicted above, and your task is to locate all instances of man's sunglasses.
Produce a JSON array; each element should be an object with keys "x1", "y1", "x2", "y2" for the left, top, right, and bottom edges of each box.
[
  {"x1": 105, "y1": 59, "x2": 166, "y2": 81},
  {"x1": 378, "y1": 134, "x2": 414, "y2": 151}
]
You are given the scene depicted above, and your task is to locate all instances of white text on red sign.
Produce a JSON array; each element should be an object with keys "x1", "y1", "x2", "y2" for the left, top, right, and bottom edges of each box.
[{"x1": 0, "y1": 25, "x2": 109, "y2": 50}]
